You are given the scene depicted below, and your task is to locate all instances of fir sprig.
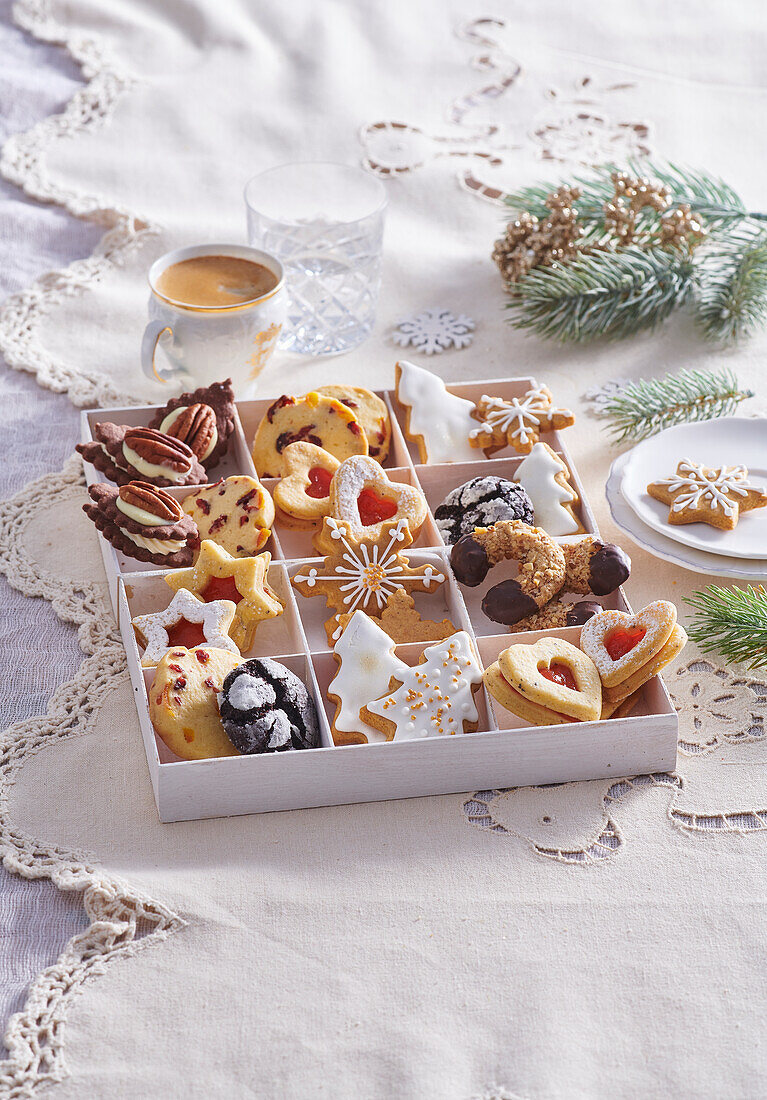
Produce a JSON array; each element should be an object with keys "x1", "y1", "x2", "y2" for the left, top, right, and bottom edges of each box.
[
  {"x1": 684, "y1": 585, "x2": 767, "y2": 670},
  {"x1": 601, "y1": 367, "x2": 754, "y2": 443},
  {"x1": 505, "y1": 247, "x2": 694, "y2": 343},
  {"x1": 695, "y1": 231, "x2": 767, "y2": 342}
]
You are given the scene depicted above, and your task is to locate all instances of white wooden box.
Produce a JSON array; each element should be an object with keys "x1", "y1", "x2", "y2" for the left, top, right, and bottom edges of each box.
[{"x1": 81, "y1": 378, "x2": 678, "y2": 822}]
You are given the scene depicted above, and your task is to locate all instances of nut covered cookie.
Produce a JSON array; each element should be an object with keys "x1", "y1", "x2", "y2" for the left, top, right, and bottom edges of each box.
[
  {"x1": 315, "y1": 385, "x2": 391, "y2": 462},
  {"x1": 183, "y1": 475, "x2": 274, "y2": 557},
  {"x1": 149, "y1": 378, "x2": 236, "y2": 467},
  {"x1": 252, "y1": 391, "x2": 368, "y2": 478},
  {"x1": 82, "y1": 481, "x2": 199, "y2": 566},
  {"x1": 77, "y1": 423, "x2": 207, "y2": 487},
  {"x1": 149, "y1": 646, "x2": 242, "y2": 760}
]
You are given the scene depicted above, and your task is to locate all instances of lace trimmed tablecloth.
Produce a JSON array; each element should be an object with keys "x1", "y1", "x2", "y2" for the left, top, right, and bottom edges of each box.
[{"x1": 1, "y1": 0, "x2": 767, "y2": 1097}]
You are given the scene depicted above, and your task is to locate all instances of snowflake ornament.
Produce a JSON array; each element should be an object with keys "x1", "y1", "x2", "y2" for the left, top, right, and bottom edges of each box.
[
  {"x1": 583, "y1": 378, "x2": 632, "y2": 417},
  {"x1": 392, "y1": 308, "x2": 475, "y2": 355}
]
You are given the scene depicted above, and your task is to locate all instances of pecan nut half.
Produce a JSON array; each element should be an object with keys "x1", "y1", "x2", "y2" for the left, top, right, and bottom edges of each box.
[
  {"x1": 123, "y1": 427, "x2": 194, "y2": 474},
  {"x1": 119, "y1": 481, "x2": 183, "y2": 523},
  {"x1": 163, "y1": 403, "x2": 217, "y2": 461}
]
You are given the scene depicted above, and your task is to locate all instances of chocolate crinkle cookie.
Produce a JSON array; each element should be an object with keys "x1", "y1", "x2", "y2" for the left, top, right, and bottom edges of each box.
[
  {"x1": 435, "y1": 476, "x2": 534, "y2": 545},
  {"x1": 218, "y1": 658, "x2": 320, "y2": 754}
]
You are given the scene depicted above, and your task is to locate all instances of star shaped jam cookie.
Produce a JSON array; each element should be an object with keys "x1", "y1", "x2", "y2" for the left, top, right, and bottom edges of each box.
[
  {"x1": 292, "y1": 517, "x2": 446, "y2": 644},
  {"x1": 647, "y1": 458, "x2": 767, "y2": 530},
  {"x1": 131, "y1": 588, "x2": 240, "y2": 667},
  {"x1": 164, "y1": 540, "x2": 284, "y2": 652},
  {"x1": 468, "y1": 385, "x2": 575, "y2": 456}
]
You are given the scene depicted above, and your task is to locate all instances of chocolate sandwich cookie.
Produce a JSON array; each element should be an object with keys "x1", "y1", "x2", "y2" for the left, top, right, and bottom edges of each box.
[
  {"x1": 149, "y1": 378, "x2": 236, "y2": 468},
  {"x1": 218, "y1": 658, "x2": 320, "y2": 754},
  {"x1": 77, "y1": 423, "x2": 207, "y2": 487},
  {"x1": 82, "y1": 481, "x2": 199, "y2": 566},
  {"x1": 434, "y1": 476, "x2": 534, "y2": 545}
]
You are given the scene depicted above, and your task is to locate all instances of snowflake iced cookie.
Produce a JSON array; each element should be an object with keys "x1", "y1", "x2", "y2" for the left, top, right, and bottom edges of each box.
[
  {"x1": 292, "y1": 517, "x2": 445, "y2": 643},
  {"x1": 131, "y1": 588, "x2": 239, "y2": 667},
  {"x1": 272, "y1": 442, "x2": 340, "y2": 529},
  {"x1": 328, "y1": 611, "x2": 408, "y2": 745},
  {"x1": 164, "y1": 540, "x2": 283, "y2": 653},
  {"x1": 82, "y1": 482, "x2": 198, "y2": 567},
  {"x1": 468, "y1": 385, "x2": 575, "y2": 456},
  {"x1": 218, "y1": 659, "x2": 320, "y2": 754},
  {"x1": 434, "y1": 475, "x2": 534, "y2": 546},
  {"x1": 315, "y1": 385, "x2": 391, "y2": 462},
  {"x1": 392, "y1": 308, "x2": 475, "y2": 355},
  {"x1": 360, "y1": 632, "x2": 483, "y2": 741},
  {"x1": 148, "y1": 378, "x2": 236, "y2": 468},
  {"x1": 647, "y1": 459, "x2": 767, "y2": 531},
  {"x1": 77, "y1": 423, "x2": 207, "y2": 487},
  {"x1": 395, "y1": 360, "x2": 476, "y2": 464},
  {"x1": 149, "y1": 646, "x2": 243, "y2": 760},
  {"x1": 326, "y1": 454, "x2": 428, "y2": 543},
  {"x1": 581, "y1": 601, "x2": 688, "y2": 705},
  {"x1": 182, "y1": 475, "x2": 274, "y2": 557},
  {"x1": 329, "y1": 588, "x2": 457, "y2": 648},
  {"x1": 484, "y1": 637, "x2": 602, "y2": 726},
  {"x1": 251, "y1": 391, "x2": 368, "y2": 478},
  {"x1": 513, "y1": 442, "x2": 584, "y2": 536}
]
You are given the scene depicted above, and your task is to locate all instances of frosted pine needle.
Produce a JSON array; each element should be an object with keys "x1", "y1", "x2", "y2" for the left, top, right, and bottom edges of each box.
[{"x1": 684, "y1": 585, "x2": 767, "y2": 670}]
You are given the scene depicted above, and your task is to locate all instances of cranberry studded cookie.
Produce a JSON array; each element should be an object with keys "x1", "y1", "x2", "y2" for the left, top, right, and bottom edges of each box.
[
  {"x1": 183, "y1": 475, "x2": 275, "y2": 557},
  {"x1": 83, "y1": 481, "x2": 199, "y2": 566},
  {"x1": 252, "y1": 391, "x2": 368, "y2": 478},
  {"x1": 149, "y1": 378, "x2": 236, "y2": 468},
  {"x1": 77, "y1": 424, "x2": 207, "y2": 487},
  {"x1": 315, "y1": 384, "x2": 391, "y2": 462},
  {"x1": 149, "y1": 646, "x2": 243, "y2": 760}
]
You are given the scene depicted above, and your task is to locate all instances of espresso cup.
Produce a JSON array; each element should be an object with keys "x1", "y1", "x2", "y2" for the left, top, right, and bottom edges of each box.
[{"x1": 141, "y1": 243, "x2": 287, "y2": 397}]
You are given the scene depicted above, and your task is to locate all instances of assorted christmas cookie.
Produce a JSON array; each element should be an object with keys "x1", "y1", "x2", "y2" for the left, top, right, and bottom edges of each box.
[
  {"x1": 131, "y1": 588, "x2": 239, "y2": 667},
  {"x1": 182, "y1": 475, "x2": 274, "y2": 557},
  {"x1": 434, "y1": 475, "x2": 534, "y2": 546},
  {"x1": 329, "y1": 588, "x2": 457, "y2": 648},
  {"x1": 149, "y1": 646, "x2": 242, "y2": 760},
  {"x1": 513, "y1": 442, "x2": 584, "y2": 536},
  {"x1": 395, "y1": 360, "x2": 476, "y2": 464},
  {"x1": 77, "y1": 423, "x2": 207, "y2": 487},
  {"x1": 468, "y1": 385, "x2": 575, "y2": 456},
  {"x1": 647, "y1": 459, "x2": 767, "y2": 531},
  {"x1": 148, "y1": 378, "x2": 236, "y2": 467},
  {"x1": 361, "y1": 631, "x2": 483, "y2": 741},
  {"x1": 484, "y1": 637, "x2": 602, "y2": 726},
  {"x1": 218, "y1": 658, "x2": 320, "y2": 754},
  {"x1": 326, "y1": 454, "x2": 427, "y2": 544},
  {"x1": 328, "y1": 611, "x2": 408, "y2": 745},
  {"x1": 272, "y1": 442, "x2": 340, "y2": 529},
  {"x1": 581, "y1": 601, "x2": 688, "y2": 705},
  {"x1": 165, "y1": 540, "x2": 283, "y2": 653},
  {"x1": 315, "y1": 384, "x2": 391, "y2": 462},
  {"x1": 82, "y1": 481, "x2": 199, "y2": 566},
  {"x1": 251, "y1": 391, "x2": 368, "y2": 478},
  {"x1": 292, "y1": 517, "x2": 445, "y2": 643}
]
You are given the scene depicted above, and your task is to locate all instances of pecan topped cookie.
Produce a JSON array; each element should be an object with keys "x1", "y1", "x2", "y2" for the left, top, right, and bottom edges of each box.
[
  {"x1": 82, "y1": 481, "x2": 199, "y2": 566},
  {"x1": 148, "y1": 378, "x2": 236, "y2": 468},
  {"x1": 77, "y1": 422, "x2": 207, "y2": 488}
]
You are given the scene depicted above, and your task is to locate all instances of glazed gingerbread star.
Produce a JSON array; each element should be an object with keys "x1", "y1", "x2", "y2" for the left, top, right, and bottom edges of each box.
[
  {"x1": 647, "y1": 458, "x2": 767, "y2": 530},
  {"x1": 469, "y1": 384, "x2": 575, "y2": 455},
  {"x1": 164, "y1": 539, "x2": 284, "y2": 652}
]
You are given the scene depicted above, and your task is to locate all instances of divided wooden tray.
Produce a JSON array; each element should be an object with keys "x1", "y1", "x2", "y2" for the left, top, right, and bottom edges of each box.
[{"x1": 80, "y1": 377, "x2": 678, "y2": 822}]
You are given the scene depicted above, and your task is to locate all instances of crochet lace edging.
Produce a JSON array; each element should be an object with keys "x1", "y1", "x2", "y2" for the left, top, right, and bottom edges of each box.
[{"x1": 0, "y1": 0, "x2": 159, "y2": 409}]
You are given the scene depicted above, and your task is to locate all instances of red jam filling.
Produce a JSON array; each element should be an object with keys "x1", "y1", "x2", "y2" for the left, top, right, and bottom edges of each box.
[
  {"x1": 200, "y1": 575, "x2": 241, "y2": 604},
  {"x1": 605, "y1": 626, "x2": 646, "y2": 661},
  {"x1": 500, "y1": 672, "x2": 581, "y2": 722},
  {"x1": 305, "y1": 466, "x2": 333, "y2": 499},
  {"x1": 357, "y1": 488, "x2": 398, "y2": 526},
  {"x1": 539, "y1": 663, "x2": 579, "y2": 691},
  {"x1": 165, "y1": 619, "x2": 206, "y2": 648}
]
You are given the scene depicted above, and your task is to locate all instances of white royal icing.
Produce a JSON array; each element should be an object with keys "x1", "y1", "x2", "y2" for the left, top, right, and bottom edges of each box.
[
  {"x1": 122, "y1": 530, "x2": 187, "y2": 556},
  {"x1": 396, "y1": 360, "x2": 476, "y2": 464},
  {"x1": 514, "y1": 442, "x2": 579, "y2": 536},
  {"x1": 331, "y1": 611, "x2": 408, "y2": 744},
  {"x1": 654, "y1": 458, "x2": 761, "y2": 518},
  {"x1": 122, "y1": 442, "x2": 189, "y2": 483},
  {"x1": 469, "y1": 387, "x2": 552, "y2": 447},
  {"x1": 366, "y1": 631, "x2": 482, "y2": 741},
  {"x1": 131, "y1": 588, "x2": 240, "y2": 666},
  {"x1": 159, "y1": 407, "x2": 218, "y2": 461}
]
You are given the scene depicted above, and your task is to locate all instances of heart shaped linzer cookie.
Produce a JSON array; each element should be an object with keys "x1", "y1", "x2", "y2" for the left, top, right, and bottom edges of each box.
[
  {"x1": 496, "y1": 637, "x2": 602, "y2": 723},
  {"x1": 273, "y1": 441, "x2": 341, "y2": 527},
  {"x1": 328, "y1": 455, "x2": 427, "y2": 542},
  {"x1": 580, "y1": 601, "x2": 677, "y2": 688}
]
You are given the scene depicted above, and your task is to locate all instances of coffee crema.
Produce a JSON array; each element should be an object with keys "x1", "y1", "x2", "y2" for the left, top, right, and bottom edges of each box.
[{"x1": 156, "y1": 255, "x2": 278, "y2": 308}]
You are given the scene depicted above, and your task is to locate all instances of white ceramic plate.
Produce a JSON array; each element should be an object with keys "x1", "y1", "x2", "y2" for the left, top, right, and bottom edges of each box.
[
  {"x1": 621, "y1": 417, "x2": 767, "y2": 559},
  {"x1": 607, "y1": 450, "x2": 767, "y2": 579}
]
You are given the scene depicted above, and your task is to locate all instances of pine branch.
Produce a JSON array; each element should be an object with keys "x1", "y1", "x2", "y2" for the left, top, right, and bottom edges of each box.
[
  {"x1": 505, "y1": 247, "x2": 694, "y2": 343},
  {"x1": 601, "y1": 367, "x2": 753, "y2": 443},
  {"x1": 684, "y1": 585, "x2": 767, "y2": 670},
  {"x1": 694, "y1": 231, "x2": 767, "y2": 342}
]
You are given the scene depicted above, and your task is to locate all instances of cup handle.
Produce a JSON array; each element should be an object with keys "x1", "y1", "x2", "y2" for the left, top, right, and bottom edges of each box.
[{"x1": 141, "y1": 320, "x2": 176, "y2": 383}]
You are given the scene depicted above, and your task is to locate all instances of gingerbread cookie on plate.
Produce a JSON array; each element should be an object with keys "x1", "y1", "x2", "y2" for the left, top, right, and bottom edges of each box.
[
  {"x1": 83, "y1": 481, "x2": 198, "y2": 566},
  {"x1": 647, "y1": 459, "x2": 767, "y2": 531},
  {"x1": 252, "y1": 391, "x2": 368, "y2": 478},
  {"x1": 149, "y1": 378, "x2": 236, "y2": 467},
  {"x1": 182, "y1": 475, "x2": 274, "y2": 557}
]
